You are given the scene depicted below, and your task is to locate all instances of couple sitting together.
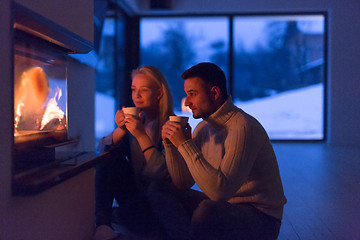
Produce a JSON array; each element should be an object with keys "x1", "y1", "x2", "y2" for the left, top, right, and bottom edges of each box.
[{"x1": 94, "y1": 63, "x2": 287, "y2": 240}]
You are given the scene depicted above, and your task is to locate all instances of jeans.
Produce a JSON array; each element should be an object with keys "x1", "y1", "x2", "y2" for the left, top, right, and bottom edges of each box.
[
  {"x1": 147, "y1": 182, "x2": 281, "y2": 240},
  {"x1": 95, "y1": 150, "x2": 163, "y2": 238},
  {"x1": 95, "y1": 150, "x2": 137, "y2": 227}
]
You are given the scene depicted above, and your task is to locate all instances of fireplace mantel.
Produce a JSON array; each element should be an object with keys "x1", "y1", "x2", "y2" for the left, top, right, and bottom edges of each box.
[{"x1": 13, "y1": 151, "x2": 110, "y2": 195}]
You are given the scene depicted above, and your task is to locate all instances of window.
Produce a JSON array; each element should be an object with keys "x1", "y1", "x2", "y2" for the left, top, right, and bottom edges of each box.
[
  {"x1": 140, "y1": 16, "x2": 229, "y2": 128},
  {"x1": 70, "y1": 3, "x2": 130, "y2": 149},
  {"x1": 140, "y1": 13, "x2": 326, "y2": 140},
  {"x1": 233, "y1": 15, "x2": 325, "y2": 140},
  {"x1": 95, "y1": 17, "x2": 116, "y2": 145}
]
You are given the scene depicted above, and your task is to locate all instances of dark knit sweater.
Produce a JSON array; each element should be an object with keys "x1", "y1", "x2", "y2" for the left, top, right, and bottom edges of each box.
[{"x1": 164, "y1": 97, "x2": 287, "y2": 220}]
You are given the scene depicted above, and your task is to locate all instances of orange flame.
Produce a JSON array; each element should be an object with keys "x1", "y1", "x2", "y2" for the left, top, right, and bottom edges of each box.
[
  {"x1": 14, "y1": 102, "x2": 24, "y2": 135},
  {"x1": 14, "y1": 67, "x2": 49, "y2": 134},
  {"x1": 40, "y1": 87, "x2": 65, "y2": 130},
  {"x1": 14, "y1": 67, "x2": 66, "y2": 134}
]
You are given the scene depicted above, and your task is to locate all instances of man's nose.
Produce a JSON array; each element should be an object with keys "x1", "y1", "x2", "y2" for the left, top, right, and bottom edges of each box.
[{"x1": 184, "y1": 97, "x2": 190, "y2": 106}]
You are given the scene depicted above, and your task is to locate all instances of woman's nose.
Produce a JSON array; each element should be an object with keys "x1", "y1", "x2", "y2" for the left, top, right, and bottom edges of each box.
[{"x1": 134, "y1": 90, "x2": 141, "y2": 98}]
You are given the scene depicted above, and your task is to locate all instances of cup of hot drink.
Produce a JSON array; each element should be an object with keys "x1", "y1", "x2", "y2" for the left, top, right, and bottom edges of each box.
[
  {"x1": 169, "y1": 115, "x2": 189, "y2": 126},
  {"x1": 122, "y1": 107, "x2": 140, "y2": 116}
]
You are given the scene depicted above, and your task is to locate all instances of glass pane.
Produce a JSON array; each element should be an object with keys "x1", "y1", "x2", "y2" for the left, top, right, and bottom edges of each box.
[
  {"x1": 95, "y1": 17, "x2": 116, "y2": 145},
  {"x1": 233, "y1": 15, "x2": 325, "y2": 140},
  {"x1": 14, "y1": 30, "x2": 68, "y2": 142},
  {"x1": 140, "y1": 17, "x2": 229, "y2": 129}
]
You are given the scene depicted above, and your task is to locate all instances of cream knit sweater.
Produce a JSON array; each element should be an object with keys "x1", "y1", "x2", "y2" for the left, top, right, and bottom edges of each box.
[{"x1": 164, "y1": 97, "x2": 287, "y2": 220}]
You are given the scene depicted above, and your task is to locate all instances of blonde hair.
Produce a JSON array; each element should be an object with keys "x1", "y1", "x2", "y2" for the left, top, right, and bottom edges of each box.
[{"x1": 131, "y1": 66, "x2": 174, "y2": 129}]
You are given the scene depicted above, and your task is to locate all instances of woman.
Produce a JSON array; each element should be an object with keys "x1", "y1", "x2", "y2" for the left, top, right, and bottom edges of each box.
[{"x1": 94, "y1": 66, "x2": 174, "y2": 240}]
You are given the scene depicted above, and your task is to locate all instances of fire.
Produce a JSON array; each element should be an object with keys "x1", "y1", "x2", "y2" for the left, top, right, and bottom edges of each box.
[
  {"x1": 14, "y1": 66, "x2": 66, "y2": 134},
  {"x1": 14, "y1": 102, "x2": 24, "y2": 135},
  {"x1": 14, "y1": 67, "x2": 49, "y2": 133},
  {"x1": 40, "y1": 87, "x2": 65, "y2": 130}
]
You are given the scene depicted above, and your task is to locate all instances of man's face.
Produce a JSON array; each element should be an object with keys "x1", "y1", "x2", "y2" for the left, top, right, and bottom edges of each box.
[{"x1": 184, "y1": 77, "x2": 216, "y2": 119}]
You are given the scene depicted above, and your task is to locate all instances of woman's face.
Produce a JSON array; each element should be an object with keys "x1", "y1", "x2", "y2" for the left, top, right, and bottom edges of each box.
[{"x1": 131, "y1": 73, "x2": 161, "y2": 110}]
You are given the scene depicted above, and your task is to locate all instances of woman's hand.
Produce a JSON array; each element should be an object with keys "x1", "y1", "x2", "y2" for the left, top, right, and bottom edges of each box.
[
  {"x1": 124, "y1": 113, "x2": 146, "y2": 139},
  {"x1": 161, "y1": 120, "x2": 172, "y2": 144},
  {"x1": 115, "y1": 109, "x2": 126, "y2": 129}
]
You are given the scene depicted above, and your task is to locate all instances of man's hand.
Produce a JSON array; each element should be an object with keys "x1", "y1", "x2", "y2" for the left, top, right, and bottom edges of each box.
[{"x1": 162, "y1": 121, "x2": 191, "y2": 148}]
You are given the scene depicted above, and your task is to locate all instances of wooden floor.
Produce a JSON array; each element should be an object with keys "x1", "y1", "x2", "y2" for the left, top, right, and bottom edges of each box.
[{"x1": 273, "y1": 143, "x2": 360, "y2": 240}]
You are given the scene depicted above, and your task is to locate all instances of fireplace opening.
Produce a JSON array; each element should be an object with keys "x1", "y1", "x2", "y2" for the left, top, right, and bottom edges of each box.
[{"x1": 13, "y1": 29, "x2": 69, "y2": 170}]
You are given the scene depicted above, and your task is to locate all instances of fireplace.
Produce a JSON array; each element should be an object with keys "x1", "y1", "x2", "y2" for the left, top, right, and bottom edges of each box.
[
  {"x1": 11, "y1": 3, "x2": 106, "y2": 195},
  {"x1": 13, "y1": 28, "x2": 69, "y2": 169}
]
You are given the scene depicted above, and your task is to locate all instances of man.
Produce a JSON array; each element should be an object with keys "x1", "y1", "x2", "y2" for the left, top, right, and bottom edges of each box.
[{"x1": 157, "y1": 62, "x2": 286, "y2": 240}]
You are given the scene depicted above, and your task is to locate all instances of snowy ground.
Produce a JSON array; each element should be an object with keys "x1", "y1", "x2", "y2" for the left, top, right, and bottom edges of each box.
[
  {"x1": 95, "y1": 83, "x2": 324, "y2": 145},
  {"x1": 175, "y1": 84, "x2": 324, "y2": 140}
]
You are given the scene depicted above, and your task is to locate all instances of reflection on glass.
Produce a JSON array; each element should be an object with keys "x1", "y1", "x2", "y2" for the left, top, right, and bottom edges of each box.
[{"x1": 233, "y1": 15, "x2": 325, "y2": 140}]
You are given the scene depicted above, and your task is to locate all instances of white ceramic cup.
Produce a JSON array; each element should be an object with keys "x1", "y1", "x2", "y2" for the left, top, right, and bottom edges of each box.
[
  {"x1": 123, "y1": 107, "x2": 140, "y2": 116},
  {"x1": 169, "y1": 116, "x2": 189, "y2": 126}
]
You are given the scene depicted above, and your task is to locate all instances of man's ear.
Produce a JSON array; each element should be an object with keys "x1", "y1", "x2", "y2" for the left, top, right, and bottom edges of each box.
[{"x1": 210, "y1": 86, "x2": 221, "y2": 101}]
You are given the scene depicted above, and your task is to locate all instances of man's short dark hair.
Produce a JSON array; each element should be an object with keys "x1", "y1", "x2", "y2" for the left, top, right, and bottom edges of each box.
[{"x1": 181, "y1": 62, "x2": 228, "y2": 99}]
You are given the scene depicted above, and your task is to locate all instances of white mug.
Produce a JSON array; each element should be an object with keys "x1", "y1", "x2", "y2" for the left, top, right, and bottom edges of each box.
[
  {"x1": 169, "y1": 115, "x2": 189, "y2": 126},
  {"x1": 123, "y1": 107, "x2": 140, "y2": 116}
]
